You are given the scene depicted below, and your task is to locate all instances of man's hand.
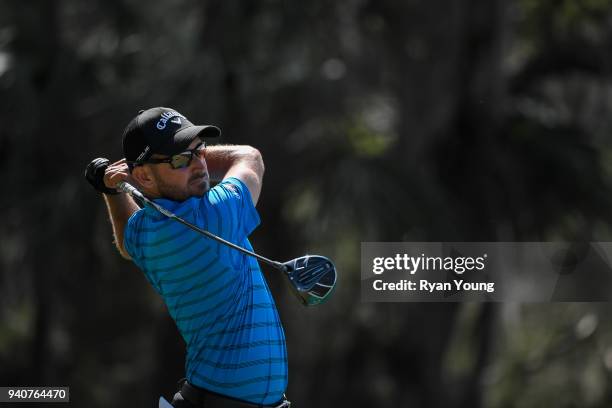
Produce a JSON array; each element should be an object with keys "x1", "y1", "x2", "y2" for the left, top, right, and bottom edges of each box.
[
  {"x1": 84, "y1": 158, "x2": 139, "y2": 260},
  {"x1": 85, "y1": 158, "x2": 131, "y2": 195},
  {"x1": 103, "y1": 158, "x2": 132, "y2": 191}
]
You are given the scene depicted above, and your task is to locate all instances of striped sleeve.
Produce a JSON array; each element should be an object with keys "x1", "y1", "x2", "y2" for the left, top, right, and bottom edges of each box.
[
  {"x1": 124, "y1": 209, "x2": 143, "y2": 261},
  {"x1": 124, "y1": 209, "x2": 163, "y2": 293},
  {"x1": 202, "y1": 177, "x2": 260, "y2": 238}
]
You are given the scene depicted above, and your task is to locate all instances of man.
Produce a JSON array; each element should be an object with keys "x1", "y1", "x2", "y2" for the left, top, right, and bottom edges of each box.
[{"x1": 85, "y1": 107, "x2": 289, "y2": 408}]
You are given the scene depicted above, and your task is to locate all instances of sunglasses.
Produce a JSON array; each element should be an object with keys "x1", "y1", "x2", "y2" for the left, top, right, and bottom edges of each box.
[{"x1": 134, "y1": 142, "x2": 206, "y2": 169}]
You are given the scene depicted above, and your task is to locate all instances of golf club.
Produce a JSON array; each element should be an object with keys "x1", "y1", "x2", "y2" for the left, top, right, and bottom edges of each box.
[{"x1": 118, "y1": 181, "x2": 337, "y2": 306}]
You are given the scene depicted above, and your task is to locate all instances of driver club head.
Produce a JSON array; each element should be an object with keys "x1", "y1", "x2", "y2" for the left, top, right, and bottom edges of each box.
[{"x1": 282, "y1": 255, "x2": 337, "y2": 306}]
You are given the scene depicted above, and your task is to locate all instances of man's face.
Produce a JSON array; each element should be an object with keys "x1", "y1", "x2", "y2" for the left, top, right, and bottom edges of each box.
[{"x1": 147, "y1": 139, "x2": 210, "y2": 201}]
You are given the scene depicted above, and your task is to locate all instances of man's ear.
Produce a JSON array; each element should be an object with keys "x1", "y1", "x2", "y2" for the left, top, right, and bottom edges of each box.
[{"x1": 131, "y1": 165, "x2": 156, "y2": 190}]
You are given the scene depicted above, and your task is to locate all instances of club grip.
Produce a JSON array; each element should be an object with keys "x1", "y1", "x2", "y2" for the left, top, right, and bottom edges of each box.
[{"x1": 117, "y1": 181, "x2": 145, "y2": 201}]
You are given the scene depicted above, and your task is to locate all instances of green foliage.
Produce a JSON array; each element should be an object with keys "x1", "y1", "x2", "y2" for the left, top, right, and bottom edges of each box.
[
  {"x1": 346, "y1": 119, "x2": 395, "y2": 158},
  {"x1": 484, "y1": 305, "x2": 612, "y2": 408}
]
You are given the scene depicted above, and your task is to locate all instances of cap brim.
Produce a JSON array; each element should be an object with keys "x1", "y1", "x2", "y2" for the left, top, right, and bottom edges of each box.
[{"x1": 156, "y1": 125, "x2": 221, "y2": 156}]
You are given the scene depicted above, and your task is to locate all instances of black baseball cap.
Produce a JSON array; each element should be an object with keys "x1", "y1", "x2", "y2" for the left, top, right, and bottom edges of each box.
[{"x1": 122, "y1": 107, "x2": 221, "y2": 163}]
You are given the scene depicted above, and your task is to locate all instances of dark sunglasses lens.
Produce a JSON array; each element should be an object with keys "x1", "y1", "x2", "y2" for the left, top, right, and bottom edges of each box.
[{"x1": 170, "y1": 153, "x2": 192, "y2": 169}]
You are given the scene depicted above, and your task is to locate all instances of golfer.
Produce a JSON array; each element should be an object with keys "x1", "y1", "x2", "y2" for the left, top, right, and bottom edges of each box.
[{"x1": 85, "y1": 107, "x2": 289, "y2": 408}]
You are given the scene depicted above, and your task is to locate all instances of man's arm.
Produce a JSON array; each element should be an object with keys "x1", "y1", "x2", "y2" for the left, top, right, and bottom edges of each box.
[
  {"x1": 102, "y1": 159, "x2": 140, "y2": 259},
  {"x1": 103, "y1": 194, "x2": 140, "y2": 259},
  {"x1": 205, "y1": 145, "x2": 265, "y2": 205}
]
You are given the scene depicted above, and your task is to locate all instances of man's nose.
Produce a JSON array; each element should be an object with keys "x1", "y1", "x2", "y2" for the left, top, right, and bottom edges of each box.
[{"x1": 191, "y1": 154, "x2": 207, "y2": 170}]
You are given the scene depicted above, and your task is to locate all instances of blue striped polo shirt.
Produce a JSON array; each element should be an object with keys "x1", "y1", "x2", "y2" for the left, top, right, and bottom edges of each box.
[{"x1": 123, "y1": 177, "x2": 288, "y2": 405}]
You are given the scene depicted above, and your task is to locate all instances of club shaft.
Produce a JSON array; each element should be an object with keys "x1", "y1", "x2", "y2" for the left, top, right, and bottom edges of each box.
[
  {"x1": 167, "y1": 211, "x2": 283, "y2": 269},
  {"x1": 118, "y1": 182, "x2": 286, "y2": 271}
]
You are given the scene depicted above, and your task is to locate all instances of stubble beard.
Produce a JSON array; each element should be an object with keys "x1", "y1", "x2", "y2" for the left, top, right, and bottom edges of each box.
[{"x1": 153, "y1": 172, "x2": 210, "y2": 201}]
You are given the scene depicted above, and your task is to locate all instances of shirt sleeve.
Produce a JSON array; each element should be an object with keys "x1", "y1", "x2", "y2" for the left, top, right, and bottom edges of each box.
[
  {"x1": 201, "y1": 176, "x2": 261, "y2": 239},
  {"x1": 124, "y1": 210, "x2": 143, "y2": 264},
  {"x1": 123, "y1": 210, "x2": 164, "y2": 294}
]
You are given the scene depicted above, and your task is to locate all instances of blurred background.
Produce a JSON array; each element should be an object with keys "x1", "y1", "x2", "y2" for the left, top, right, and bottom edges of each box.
[{"x1": 2, "y1": 0, "x2": 612, "y2": 406}]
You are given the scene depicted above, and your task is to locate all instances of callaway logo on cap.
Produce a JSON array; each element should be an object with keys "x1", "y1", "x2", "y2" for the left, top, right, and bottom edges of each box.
[
  {"x1": 156, "y1": 110, "x2": 185, "y2": 130},
  {"x1": 122, "y1": 107, "x2": 221, "y2": 164}
]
